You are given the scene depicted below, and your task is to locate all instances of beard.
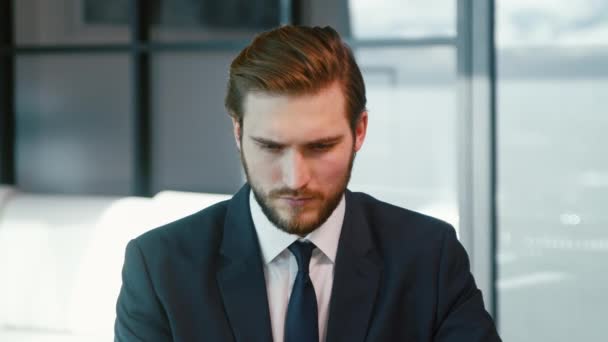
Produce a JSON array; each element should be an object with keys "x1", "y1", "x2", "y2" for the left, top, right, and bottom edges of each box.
[{"x1": 241, "y1": 148, "x2": 355, "y2": 236}]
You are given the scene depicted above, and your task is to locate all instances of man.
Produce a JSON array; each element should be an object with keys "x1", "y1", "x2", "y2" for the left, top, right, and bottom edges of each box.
[{"x1": 115, "y1": 25, "x2": 501, "y2": 341}]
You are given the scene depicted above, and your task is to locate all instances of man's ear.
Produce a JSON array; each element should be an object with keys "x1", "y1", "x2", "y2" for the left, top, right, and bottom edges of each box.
[
  {"x1": 231, "y1": 116, "x2": 242, "y2": 151},
  {"x1": 354, "y1": 111, "x2": 368, "y2": 152}
]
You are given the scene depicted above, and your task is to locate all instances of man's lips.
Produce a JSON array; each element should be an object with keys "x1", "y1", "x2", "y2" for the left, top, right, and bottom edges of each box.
[{"x1": 278, "y1": 196, "x2": 315, "y2": 206}]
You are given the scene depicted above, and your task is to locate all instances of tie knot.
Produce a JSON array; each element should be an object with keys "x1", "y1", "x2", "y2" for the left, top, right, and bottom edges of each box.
[{"x1": 288, "y1": 240, "x2": 316, "y2": 274}]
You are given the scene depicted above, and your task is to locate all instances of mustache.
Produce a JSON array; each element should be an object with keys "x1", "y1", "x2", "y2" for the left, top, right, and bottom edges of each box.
[{"x1": 269, "y1": 188, "x2": 322, "y2": 199}]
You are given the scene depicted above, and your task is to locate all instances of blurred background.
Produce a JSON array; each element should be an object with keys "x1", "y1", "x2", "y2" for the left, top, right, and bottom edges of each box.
[{"x1": 0, "y1": 0, "x2": 606, "y2": 341}]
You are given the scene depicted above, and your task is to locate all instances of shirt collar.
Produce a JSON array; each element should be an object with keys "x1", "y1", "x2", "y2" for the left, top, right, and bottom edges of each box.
[{"x1": 250, "y1": 190, "x2": 345, "y2": 265}]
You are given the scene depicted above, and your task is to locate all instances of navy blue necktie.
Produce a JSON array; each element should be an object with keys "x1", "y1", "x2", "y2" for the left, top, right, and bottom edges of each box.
[{"x1": 285, "y1": 240, "x2": 319, "y2": 342}]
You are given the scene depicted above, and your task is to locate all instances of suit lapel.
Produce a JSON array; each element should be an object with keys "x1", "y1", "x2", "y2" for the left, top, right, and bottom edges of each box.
[
  {"x1": 326, "y1": 190, "x2": 383, "y2": 342},
  {"x1": 217, "y1": 185, "x2": 273, "y2": 342}
]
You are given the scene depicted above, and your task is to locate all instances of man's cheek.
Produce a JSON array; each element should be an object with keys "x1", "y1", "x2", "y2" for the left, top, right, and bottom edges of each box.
[{"x1": 323, "y1": 156, "x2": 350, "y2": 178}]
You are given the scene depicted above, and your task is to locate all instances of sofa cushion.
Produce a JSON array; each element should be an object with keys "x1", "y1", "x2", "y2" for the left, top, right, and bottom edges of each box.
[
  {"x1": 0, "y1": 194, "x2": 152, "y2": 336},
  {"x1": 0, "y1": 190, "x2": 231, "y2": 339}
]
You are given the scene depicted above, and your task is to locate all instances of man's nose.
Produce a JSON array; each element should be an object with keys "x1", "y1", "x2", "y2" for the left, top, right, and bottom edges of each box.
[{"x1": 282, "y1": 150, "x2": 311, "y2": 190}]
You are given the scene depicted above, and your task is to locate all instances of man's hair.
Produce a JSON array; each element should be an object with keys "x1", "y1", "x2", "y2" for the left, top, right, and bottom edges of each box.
[{"x1": 224, "y1": 25, "x2": 366, "y2": 131}]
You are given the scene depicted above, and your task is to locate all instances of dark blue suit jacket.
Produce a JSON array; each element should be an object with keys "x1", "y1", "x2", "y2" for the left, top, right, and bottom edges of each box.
[{"x1": 115, "y1": 184, "x2": 501, "y2": 341}]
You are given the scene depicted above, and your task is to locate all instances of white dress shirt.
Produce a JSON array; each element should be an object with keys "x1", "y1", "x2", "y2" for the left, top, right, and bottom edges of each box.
[{"x1": 250, "y1": 191, "x2": 345, "y2": 342}]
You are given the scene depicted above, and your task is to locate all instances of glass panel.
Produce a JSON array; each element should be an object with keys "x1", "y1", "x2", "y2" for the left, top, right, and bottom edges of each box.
[
  {"x1": 299, "y1": 0, "x2": 353, "y2": 37},
  {"x1": 497, "y1": 0, "x2": 608, "y2": 47},
  {"x1": 348, "y1": 0, "x2": 456, "y2": 39},
  {"x1": 349, "y1": 47, "x2": 459, "y2": 230},
  {"x1": 15, "y1": 0, "x2": 130, "y2": 45},
  {"x1": 497, "y1": 1, "x2": 608, "y2": 341},
  {"x1": 16, "y1": 55, "x2": 133, "y2": 195},
  {"x1": 150, "y1": 0, "x2": 280, "y2": 42},
  {"x1": 151, "y1": 52, "x2": 242, "y2": 194}
]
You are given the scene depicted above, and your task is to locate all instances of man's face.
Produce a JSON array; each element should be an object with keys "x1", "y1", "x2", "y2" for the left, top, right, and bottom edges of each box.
[{"x1": 232, "y1": 82, "x2": 367, "y2": 236}]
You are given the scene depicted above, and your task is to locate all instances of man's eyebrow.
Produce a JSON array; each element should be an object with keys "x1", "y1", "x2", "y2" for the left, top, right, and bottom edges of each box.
[
  {"x1": 307, "y1": 135, "x2": 344, "y2": 144},
  {"x1": 250, "y1": 135, "x2": 344, "y2": 145},
  {"x1": 250, "y1": 136, "x2": 283, "y2": 145}
]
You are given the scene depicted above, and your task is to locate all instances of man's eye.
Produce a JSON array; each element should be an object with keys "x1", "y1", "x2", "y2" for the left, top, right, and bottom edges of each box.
[
  {"x1": 261, "y1": 144, "x2": 282, "y2": 151},
  {"x1": 310, "y1": 143, "x2": 333, "y2": 151}
]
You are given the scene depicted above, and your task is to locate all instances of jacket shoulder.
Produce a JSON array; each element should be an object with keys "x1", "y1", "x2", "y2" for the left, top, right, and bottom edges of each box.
[
  {"x1": 349, "y1": 191, "x2": 456, "y2": 250},
  {"x1": 132, "y1": 199, "x2": 230, "y2": 257},
  {"x1": 352, "y1": 191, "x2": 454, "y2": 231}
]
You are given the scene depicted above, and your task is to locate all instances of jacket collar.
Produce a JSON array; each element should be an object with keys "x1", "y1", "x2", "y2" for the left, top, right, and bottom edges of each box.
[
  {"x1": 217, "y1": 184, "x2": 273, "y2": 342},
  {"x1": 325, "y1": 189, "x2": 383, "y2": 342}
]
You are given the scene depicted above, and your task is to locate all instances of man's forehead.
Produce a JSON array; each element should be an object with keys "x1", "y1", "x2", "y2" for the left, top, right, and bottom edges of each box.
[
  {"x1": 245, "y1": 119, "x2": 347, "y2": 144},
  {"x1": 243, "y1": 89, "x2": 318, "y2": 109},
  {"x1": 241, "y1": 84, "x2": 350, "y2": 142},
  {"x1": 243, "y1": 90, "x2": 292, "y2": 112},
  {"x1": 248, "y1": 85, "x2": 342, "y2": 111},
  {"x1": 243, "y1": 82, "x2": 344, "y2": 110}
]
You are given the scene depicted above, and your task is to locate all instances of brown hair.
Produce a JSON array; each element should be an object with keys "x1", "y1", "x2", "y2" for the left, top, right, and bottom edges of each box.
[{"x1": 224, "y1": 25, "x2": 366, "y2": 131}]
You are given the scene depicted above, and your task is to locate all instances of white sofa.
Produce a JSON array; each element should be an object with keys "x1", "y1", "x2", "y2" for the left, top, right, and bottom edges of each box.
[{"x1": 0, "y1": 186, "x2": 230, "y2": 341}]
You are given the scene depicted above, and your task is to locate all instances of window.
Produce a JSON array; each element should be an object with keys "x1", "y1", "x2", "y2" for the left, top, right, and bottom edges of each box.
[{"x1": 496, "y1": 1, "x2": 608, "y2": 340}]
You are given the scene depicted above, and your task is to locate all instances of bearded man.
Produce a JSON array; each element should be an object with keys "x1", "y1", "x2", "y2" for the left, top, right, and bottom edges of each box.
[{"x1": 115, "y1": 25, "x2": 501, "y2": 342}]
